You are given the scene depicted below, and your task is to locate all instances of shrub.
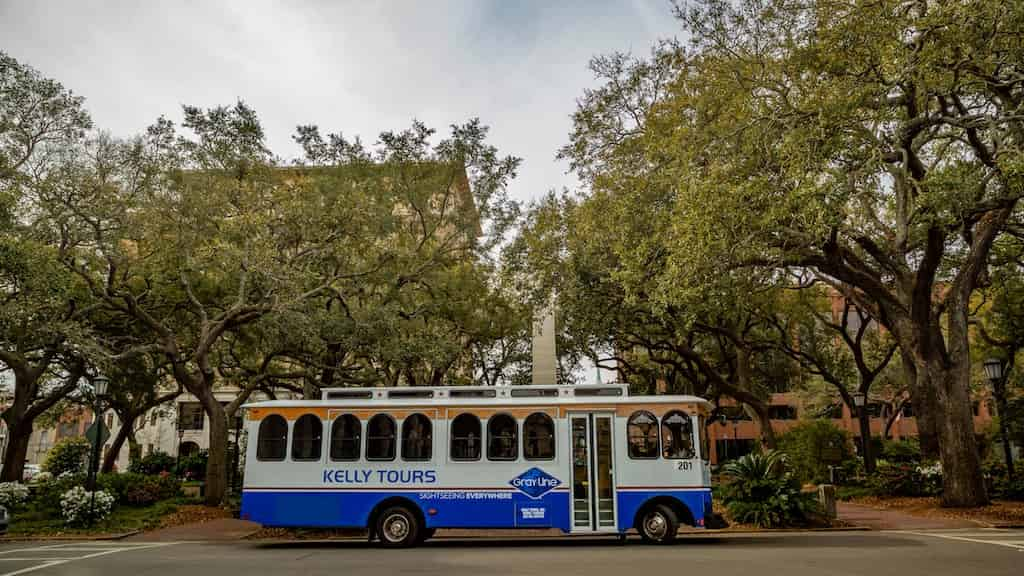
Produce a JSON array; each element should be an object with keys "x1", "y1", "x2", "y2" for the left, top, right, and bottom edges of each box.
[
  {"x1": 985, "y1": 460, "x2": 1024, "y2": 500},
  {"x1": 60, "y1": 486, "x2": 115, "y2": 526},
  {"x1": 28, "y1": 471, "x2": 53, "y2": 484},
  {"x1": 32, "y1": 473, "x2": 86, "y2": 514},
  {"x1": 175, "y1": 450, "x2": 208, "y2": 481},
  {"x1": 0, "y1": 482, "x2": 29, "y2": 510},
  {"x1": 125, "y1": 474, "x2": 181, "y2": 506},
  {"x1": 42, "y1": 437, "x2": 91, "y2": 477},
  {"x1": 777, "y1": 420, "x2": 853, "y2": 484},
  {"x1": 880, "y1": 439, "x2": 922, "y2": 464},
  {"x1": 869, "y1": 461, "x2": 942, "y2": 497},
  {"x1": 719, "y1": 450, "x2": 818, "y2": 528},
  {"x1": 130, "y1": 451, "x2": 176, "y2": 476},
  {"x1": 98, "y1": 472, "x2": 181, "y2": 506}
]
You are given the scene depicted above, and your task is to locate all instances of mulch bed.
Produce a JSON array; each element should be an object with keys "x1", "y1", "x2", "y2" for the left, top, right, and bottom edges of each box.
[
  {"x1": 849, "y1": 496, "x2": 1024, "y2": 526},
  {"x1": 155, "y1": 504, "x2": 233, "y2": 530}
]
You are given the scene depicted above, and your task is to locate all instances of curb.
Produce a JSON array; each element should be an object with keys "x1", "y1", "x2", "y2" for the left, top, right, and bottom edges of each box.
[
  {"x1": 700, "y1": 526, "x2": 872, "y2": 534},
  {"x1": 0, "y1": 529, "x2": 141, "y2": 543},
  {"x1": 244, "y1": 526, "x2": 873, "y2": 544}
]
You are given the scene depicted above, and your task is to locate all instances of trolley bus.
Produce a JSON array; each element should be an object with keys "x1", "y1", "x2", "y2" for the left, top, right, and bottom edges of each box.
[{"x1": 240, "y1": 384, "x2": 713, "y2": 546}]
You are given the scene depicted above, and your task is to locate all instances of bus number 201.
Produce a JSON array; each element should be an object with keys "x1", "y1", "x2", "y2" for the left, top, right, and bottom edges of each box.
[{"x1": 676, "y1": 461, "x2": 692, "y2": 471}]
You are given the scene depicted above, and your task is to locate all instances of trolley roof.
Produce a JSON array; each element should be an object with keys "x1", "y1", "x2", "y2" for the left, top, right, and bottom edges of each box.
[{"x1": 242, "y1": 384, "x2": 712, "y2": 411}]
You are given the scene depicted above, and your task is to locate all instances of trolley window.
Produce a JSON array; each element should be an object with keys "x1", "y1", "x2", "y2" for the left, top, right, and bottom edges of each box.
[
  {"x1": 523, "y1": 412, "x2": 555, "y2": 460},
  {"x1": 401, "y1": 413, "x2": 433, "y2": 461},
  {"x1": 257, "y1": 415, "x2": 288, "y2": 461},
  {"x1": 661, "y1": 410, "x2": 695, "y2": 459},
  {"x1": 450, "y1": 413, "x2": 482, "y2": 461},
  {"x1": 366, "y1": 414, "x2": 397, "y2": 461},
  {"x1": 627, "y1": 410, "x2": 659, "y2": 459},
  {"x1": 291, "y1": 414, "x2": 323, "y2": 461},
  {"x1": 487, "y1": 413, "x2": 518, "y2": 461},
  {"x1": 330, "y1": 414, "x2": 361, "y2": 461}
]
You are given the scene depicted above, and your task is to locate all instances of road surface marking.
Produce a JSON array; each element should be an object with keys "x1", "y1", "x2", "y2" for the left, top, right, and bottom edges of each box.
[
  {"x1": 0, "y1": 542, "x2": 178, "y2": 576},
  {"x1": 903, "y1": 531, "x2": 1024, "y2": 551}
]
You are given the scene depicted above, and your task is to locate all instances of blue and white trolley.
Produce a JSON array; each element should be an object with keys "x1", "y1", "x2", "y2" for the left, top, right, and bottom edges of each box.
[{"x1": 240, "y1": 384, "x2": 713, "y2": 546}]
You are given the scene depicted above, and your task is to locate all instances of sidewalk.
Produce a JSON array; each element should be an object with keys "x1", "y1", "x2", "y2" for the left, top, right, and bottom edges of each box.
[
  {"x1": 837, "y1": 502, "x2": 981, "y2": 530},
  {"x1": 127, "y1": 518, "x2": 263, "y2": 542}
]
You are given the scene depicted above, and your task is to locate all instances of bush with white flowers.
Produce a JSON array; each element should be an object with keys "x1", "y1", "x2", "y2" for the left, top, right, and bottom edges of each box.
[
  {"x1": 0, "y1": 482, "x2": 29, "y2": 509},
  {"x1": 60, "y1": 486, "x2": 115, "y2": 525},
  {"x1": 29, "y1": 471, "x2": 53, "y2": 484}
]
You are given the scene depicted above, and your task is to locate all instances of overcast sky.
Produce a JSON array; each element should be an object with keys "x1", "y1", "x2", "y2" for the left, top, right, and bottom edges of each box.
[
  {"x1": 1, "y1": 0, "x2": 681, "y2": 206},
  {"x1": 1, "y1": 0, "x2": 683, "y2": 385}
]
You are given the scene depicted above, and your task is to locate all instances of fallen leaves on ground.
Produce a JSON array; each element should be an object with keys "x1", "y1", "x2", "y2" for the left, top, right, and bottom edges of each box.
[
  {"x1": 849, "y1": 497, "x2": 1024, "y2": 525},
  {"x1": 249, "y1": 527, "x2": 364, "y2": 540},
  {"x1": 156, "y1": 505, "x2": 233, "y2": 530}
]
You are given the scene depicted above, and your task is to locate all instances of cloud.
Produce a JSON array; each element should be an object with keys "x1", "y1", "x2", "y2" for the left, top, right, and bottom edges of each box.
[{"x1": 1, "y1": 0, "x2": 680, "y2": 206}]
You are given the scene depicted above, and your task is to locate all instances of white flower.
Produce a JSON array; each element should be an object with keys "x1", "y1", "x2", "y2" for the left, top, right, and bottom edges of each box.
[
  {"x1": 0, "y1": 483, "x2": 29, "y2": 508},
  {"x1": 916, "y1": 462, "x2": 943, "y2": 478},
  {"x1": 60, "y1": 486, "x2": 115, "y2": 525},
  {"x1": 29, "y1": 471, "x2": 53, "y2": 484}
]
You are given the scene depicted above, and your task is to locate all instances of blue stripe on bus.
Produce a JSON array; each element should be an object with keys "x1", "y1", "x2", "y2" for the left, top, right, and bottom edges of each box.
[{"x1": 241, "y1": 488, "x2": 711, "y2": 532}]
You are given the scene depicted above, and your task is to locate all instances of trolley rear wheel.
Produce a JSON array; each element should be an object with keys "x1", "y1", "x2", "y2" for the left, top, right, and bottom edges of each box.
[
  {"x1": 638, "y1": 504, "x2": 678, "y2": 544},
  {"x1": 375, "y1": 506, "x2": 421, "y2": 548}
]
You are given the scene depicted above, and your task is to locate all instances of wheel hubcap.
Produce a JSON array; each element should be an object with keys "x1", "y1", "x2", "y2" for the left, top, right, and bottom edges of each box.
[
  {"x1": 645, "y1": 512, "x2": 667, "y2": 540},
  {"x1": 382, "y1": 514, "x2": 410, "y2": 542}
]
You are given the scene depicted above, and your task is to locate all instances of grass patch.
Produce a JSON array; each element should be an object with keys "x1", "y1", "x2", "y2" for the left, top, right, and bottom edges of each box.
[
  {"x1": 837, "y1": 485, "x2": 876, "y2": 501},
  {"x1": 6, "y1": 499, "x2": 180, "y2": 537}
]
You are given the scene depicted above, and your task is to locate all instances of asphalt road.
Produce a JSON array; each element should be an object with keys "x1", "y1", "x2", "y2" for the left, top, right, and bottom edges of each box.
[{"x1": 0, "y1": 530, "x2": 1021, "y2": 576}]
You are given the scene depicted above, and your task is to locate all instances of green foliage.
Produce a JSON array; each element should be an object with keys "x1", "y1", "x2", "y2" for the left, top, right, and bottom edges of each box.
[
  {"x1": 869, "y1": 462, "x2": 943, "y2": 498},
  {"x1": 719, "y1": 450, "x2": 818, "y2": 528},
  {"x1": 41, "y1": 437, "x2": 91, "y2": 477},
  {"x1": 175, "y1": 450, "x2": 208, "y2": 481},
  {"x1": 880, "y1": 439, "x2": 923, "y2": 464},
  {"x1": 777, "y1": 420, "x2": 853, "y2": 484},
  {"x1": 129, "y1": 451, "x2": 175, "y2": 476},
  {"x1": 97, "y1": 472, "x2": 181, "y2": 506},
  {"x1": 984, "y1": 461, "x2": 1024, "y2": 501},
  {"x1": 30, "y1": 473, "x2": 86, "y2": 514}
]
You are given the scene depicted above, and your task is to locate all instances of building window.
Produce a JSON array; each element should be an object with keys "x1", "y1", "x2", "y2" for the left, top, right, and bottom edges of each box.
[
  {"x1": 150, "y1": 411, "x2": 158, "y2": 427},
  {"x1": 256, "y1": 415, "x2": 288, "y2": 461},
  {"x1": 487, "y1": 414, "x2": 518, "y2": 461},
  {"x1": 366, "y1": 414, "x2": 396, "y2": 461},
  {"x1": 146, "y1": 443, "x2": 154, "y2": 456},
  {"x1": 401, "y1": 414, "x2": 432, "y2": 461},
  {"x1": 661, "y1": 410, "x2": 695, "y2": 459},
  {"x1": 179, "y1": 403, "x2": 204, "y2": 430},
  {"x1": 330, "y1": 414, "x2": 361, "y2": 461},
  {"x1": 523, "y1": 412, "x2": 555, "y2": 460},
  {"x1": 768, "y1": 405, "x2": 798, "y2": 420},
  {"x1": 627, "y1": 410, "x2": 659, "y2": 459},
  {"x1": 291, "y1": 414, "x2": 322, "y2": 461},
  {"x1": 450, "y1": 413, "x2": 481, "y2": 461},
  {"x1": 106, "y1": 413, "x2": 114, "y2": 428}
]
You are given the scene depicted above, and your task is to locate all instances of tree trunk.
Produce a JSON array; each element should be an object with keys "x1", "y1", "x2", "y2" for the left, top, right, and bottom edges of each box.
[
  {"x1": 127, "y1": 430, "x2": 142, "y2": 468},
  {"x1": 101, "y1": 414, "x2": 136, "y2": 473},
  {"x1": 858, "y1": 410, "x2": 876, "y2": 474},
  {"x1": 746, "y1": 402, "x2": 777, "y2": 450},
  {"x1": 0, "y1": 421, "x2": 32, "y2": 482},
  {"x1": 927, "y1": 358, "x2": 988, "y2": 507},
  {"x1": 200, "y1": 392, "x2": 229, "y2": 506},
  {"x1": 901, "y1": 350, "x2": 940, "y2": 458}
]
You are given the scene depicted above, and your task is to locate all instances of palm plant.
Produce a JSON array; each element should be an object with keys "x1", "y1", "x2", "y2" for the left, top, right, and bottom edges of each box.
[{"x1": 719, "y1": 450, "x2": 818, "y2": 528}]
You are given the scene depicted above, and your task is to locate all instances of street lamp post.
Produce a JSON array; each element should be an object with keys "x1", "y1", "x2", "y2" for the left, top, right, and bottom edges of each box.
[
  {"x1": 984, "y1": 358, "x2": 1015, "y2": 482},
  {"x1": 86, "y1": 375, "x2": 109, "y2": 522},
  {"x1": 176, "y1": 428, "x2": 185, "y2": 473},
  {"x1": 852, "y1": 391, "x2": 875, "y2": 473}
]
